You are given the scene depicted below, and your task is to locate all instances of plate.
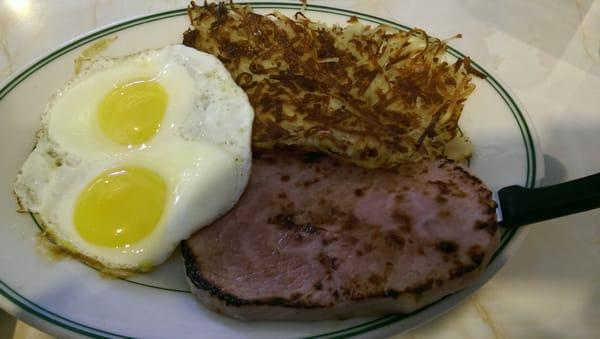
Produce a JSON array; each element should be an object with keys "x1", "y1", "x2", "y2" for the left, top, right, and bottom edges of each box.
[{"x1": 0, "y1": 3, "x2": 543, "y2": 338}]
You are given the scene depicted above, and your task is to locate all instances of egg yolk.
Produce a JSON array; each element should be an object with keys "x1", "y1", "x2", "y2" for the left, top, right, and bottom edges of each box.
[
  {"x1": 74, "y1": 166, "x2": 166, "y2": 248},
  {"x1": 97, "y1": 79, "x2": 167, "y2": 146}
]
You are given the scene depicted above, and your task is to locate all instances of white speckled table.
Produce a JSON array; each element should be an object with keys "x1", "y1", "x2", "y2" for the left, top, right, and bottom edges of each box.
[{"x1": 1, "y1": 0, "x2": 599, "y2": 338}]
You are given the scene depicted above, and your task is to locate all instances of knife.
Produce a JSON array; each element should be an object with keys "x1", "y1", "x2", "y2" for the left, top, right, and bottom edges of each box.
[{"x1": 496, "y1": 172, "x2": 600, "y2": 227}]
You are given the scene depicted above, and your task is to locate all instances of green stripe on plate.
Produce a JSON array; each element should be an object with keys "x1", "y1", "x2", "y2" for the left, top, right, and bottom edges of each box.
[{"x1": 0, "y1": 280, "x2": 130, "y2": 338}]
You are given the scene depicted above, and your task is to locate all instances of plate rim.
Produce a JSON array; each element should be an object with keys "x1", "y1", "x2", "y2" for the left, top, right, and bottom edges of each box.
[{"x1": 0, "y1": 2, "x2": 544, "y2": 338}]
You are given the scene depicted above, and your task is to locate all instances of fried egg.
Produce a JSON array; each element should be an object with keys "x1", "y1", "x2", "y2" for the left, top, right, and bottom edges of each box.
[{"x1": 14, "y1": 45, "x2": 254, "y2": 274}]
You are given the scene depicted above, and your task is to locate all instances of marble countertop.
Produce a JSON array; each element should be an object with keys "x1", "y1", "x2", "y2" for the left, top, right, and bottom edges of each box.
[{"x1": 1, "y1": 0, "x2": 598, "y2": 338}]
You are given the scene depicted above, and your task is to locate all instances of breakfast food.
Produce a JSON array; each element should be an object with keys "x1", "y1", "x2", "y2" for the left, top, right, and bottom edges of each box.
[
  {"x1": 14, "y1": 45, "x2": 254, "y2": 275},
  {"x1": 183, "y1": 2, "x2": 478, "y2": 168},
  {"x1": 183, "y1": 151, "x2": 499, "y2": 320},
  {"x1": 179, "y1": 1, "x2": 498, "y2": 321}
]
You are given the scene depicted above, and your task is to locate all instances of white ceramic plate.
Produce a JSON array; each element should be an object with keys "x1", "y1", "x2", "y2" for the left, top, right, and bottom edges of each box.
[{"x1": 0, "y1": 3, "x2": 543, "y2": 338}]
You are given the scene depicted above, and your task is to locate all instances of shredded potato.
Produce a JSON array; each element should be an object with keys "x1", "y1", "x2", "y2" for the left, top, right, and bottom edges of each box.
[{"x1": 184, "y1": 2, "x2": 481, "y2": 168}]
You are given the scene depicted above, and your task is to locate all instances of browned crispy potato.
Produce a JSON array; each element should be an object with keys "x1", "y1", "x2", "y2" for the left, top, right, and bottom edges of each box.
[{"x1": 184, "y1": 2, "x2": 479, "y2": 168}]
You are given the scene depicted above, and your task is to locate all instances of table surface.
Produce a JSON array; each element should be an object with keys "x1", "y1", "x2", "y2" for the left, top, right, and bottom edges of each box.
[{"x1": 1, "y1": 0, "x2": 599, "y2": 338}]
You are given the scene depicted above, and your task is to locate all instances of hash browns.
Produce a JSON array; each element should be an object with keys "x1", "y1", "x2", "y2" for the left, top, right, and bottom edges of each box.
[{"x1": 184, "y1": 2, "x2": 479, "y2": 168}]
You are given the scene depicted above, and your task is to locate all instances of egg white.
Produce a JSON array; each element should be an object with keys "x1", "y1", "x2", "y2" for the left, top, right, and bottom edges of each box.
[{"x1": 14, "y1": 45, "x2": 254, "y2": 272}]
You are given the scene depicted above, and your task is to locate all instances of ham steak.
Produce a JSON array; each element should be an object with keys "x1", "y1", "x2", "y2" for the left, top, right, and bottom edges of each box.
[{"x1": 182, "y1": 151, "x2": 499, "y2": 320}]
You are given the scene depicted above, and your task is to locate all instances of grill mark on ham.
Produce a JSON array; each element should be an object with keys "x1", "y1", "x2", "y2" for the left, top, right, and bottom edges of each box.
[{"x1": 182, "y1": 151, "x2": 499, "y2": 320}]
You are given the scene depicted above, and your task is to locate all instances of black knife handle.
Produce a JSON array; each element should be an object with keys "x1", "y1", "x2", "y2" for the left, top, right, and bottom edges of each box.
[{"x1": 498, "y1": 172, "x2": 600, "y2": 227}]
